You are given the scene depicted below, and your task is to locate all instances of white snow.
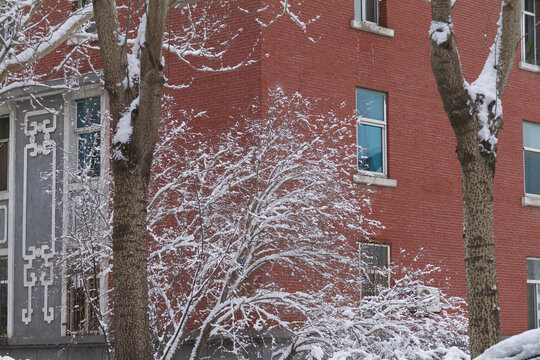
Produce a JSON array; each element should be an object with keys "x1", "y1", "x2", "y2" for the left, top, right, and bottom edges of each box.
[
  {"x1": 310, "y1": 345, "x2": 324, "y2": 360},
  {"x1": 475, "y1": 328, "x2": 540, "y2": 360},
  {"x1": 429, "y1": 21, "x2": 453, "y2": 45},
  {"x1": 464, "y1": 10, "x2": 504, "y2": 153},
  {"x1": 113, "y1": 97, "x2": 138, "y2": 144}
]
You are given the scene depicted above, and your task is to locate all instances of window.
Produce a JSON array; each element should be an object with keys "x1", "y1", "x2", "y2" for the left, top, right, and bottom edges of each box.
[
  {"x1": 0, "y1": 257, "x2": 6, "y2": 336},
  {"x1": 76, "y1": 97, "x2": 101, "y2": 178},
  {"x1": 354, "y1": 0, "x2": 379, "y2": 24},
  {"x1": 0, "y1": 117, "x2": 8, "y2": 191},
  {"x1": 360, "y1": 243, "x2": 390, "y2": 298},
  {"x1": 522, "y1": 0, "x2": 539, "y2": 65},
  {"x1": 528, "y1": 259, "x2": 540, "y2": 329},
  {"x1": 524, "y1": 121, "x2": 540, "y2": 196},
  {"x1": 357, "y1": 88, "x2": 387, "y2": 175},
  {"x1": 66, "y1": 273, "x2": 100, "y2": 334}
]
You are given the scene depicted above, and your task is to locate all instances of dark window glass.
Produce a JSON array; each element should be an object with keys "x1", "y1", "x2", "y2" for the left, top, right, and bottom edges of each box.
[
  {"x1": 0, "y1": 117, "x2": 8, "y2": 191},
  {"x1": 525, "y1": 151, "x2": 540, "y2": 195},
  {"x1": 361, "y1": 244, "x2": 389, "y2": 298},
  {"x1": 529, "y1": 284, "x2": 538, "y2": 329},
  {"x1": 76, "y1": 97, "x2": 101, "y2": 128},
  {"x1": 364, "y1": 0, "x2": 378, "y2": 24},
  {"x1": 78, "y1": 132, "x2": 101, "y2": 177},
  {"x1": 0, "y1": 258, "x2": 7, "y2": 336}
]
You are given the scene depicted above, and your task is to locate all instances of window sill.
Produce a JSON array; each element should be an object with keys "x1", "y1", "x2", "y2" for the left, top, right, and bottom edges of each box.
[
  {"x1": 519, "y1": 61, "x2": 540, "y2": 73},
  {"x1": 0, "y1": 192, "x2": 7, "y2": 201},
  {"x1": 353, "y1": 173, "x2": 397, "y2": 187},
  {"x1": 522, "y1": 195, "x2": 540, "y2": 207},
  {"x1": 67, "y1": 33, "x2": 98, "y2": 45},
  {"x1": 350, "y1": 20, "x2": 395, "y2": 38}
]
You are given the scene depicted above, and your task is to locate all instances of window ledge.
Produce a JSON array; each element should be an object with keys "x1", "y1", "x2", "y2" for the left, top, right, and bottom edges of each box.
[
  {"x1": 522, "y1": 195, "x2": 540, "y2": 207},
  {"x1": 519, "y1": 61, "x2": 540, "y2": 73},
  {"x1": 353, "y1": 173, "x2": 397, "y2": 187},
  {"x1": 350, "y1": 20, "x2": 394, "y2": 38}
]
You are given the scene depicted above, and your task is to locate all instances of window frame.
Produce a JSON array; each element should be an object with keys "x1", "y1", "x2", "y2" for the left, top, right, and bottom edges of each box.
[
  {"x1": 527, "y1": 258, "x2": 540, "y2": 329},
  {"x1": 65, "y1": 272, "x2": 101, "y2": 335},
  {"x1": 523, "y1": 121, "x2": 540, "y2": 197},
  {"x1": 522, "y1": 0, "x2": 539, "y2": 66},
  {"x1": 354, "y1": 0, "x2": 379, "y2": 25},
  {"x1": 75, "y1": 97, "x2": 102, "y2": 178},
  {"x1": 360, "y1": 243, "x2": 390, "y2": 298},
  {"x1": 66, "y1": 90, "x2": 107, "y2": 185},
  {"x1": 0, "y1": 116, "x2": 8, "y2": 194},
  {"x1": 0, "y1": 257, "x2": 7, "y2": 337},
  {"x1": 356, "y1": 87, "x2": 388, "y2": 177}
]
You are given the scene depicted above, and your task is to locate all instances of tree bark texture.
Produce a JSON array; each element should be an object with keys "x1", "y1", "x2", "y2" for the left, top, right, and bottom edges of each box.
[
  {"x1": 429, "y1": 0, "x2": 520, "y2": 357},
  {"x1": 92, "y1": 0, "x2": 168, "y2": 358}
]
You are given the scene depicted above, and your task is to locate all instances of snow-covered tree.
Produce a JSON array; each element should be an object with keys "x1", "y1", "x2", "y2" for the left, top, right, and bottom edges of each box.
[
  {"x1": 428, "y1": 0, "x2": 521, "y2": 356},
  {"x1": 146, "y1": 89, "x2": 468, "y2": 360},
  {"x1": 90, "y1": 1, "x2": 314, "y2": 357}
]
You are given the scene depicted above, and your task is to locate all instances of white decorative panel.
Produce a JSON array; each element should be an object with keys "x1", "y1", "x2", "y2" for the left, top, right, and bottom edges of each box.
[{"x1": 22, "y1": 110, "x2": 56, "y2": 325}]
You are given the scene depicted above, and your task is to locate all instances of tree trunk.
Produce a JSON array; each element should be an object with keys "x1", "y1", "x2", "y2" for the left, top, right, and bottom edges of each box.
[
  {"x1": 456, "y1": 114, "x2": 500, "y2": 357},
  {"x1": 429, "y1": 0, "x2": 520, "y2": 356},
  {"x1": 92, "y1": 0, "x2": 168, "y2": 358}
]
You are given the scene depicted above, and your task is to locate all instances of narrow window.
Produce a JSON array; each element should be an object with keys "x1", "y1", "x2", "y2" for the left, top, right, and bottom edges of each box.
[
  {"x1": 76, "y1": 97, "x2": 101, "y2": 178},
  {"x1": 67, "y1": 273, "x2": 100, "y2": 334},
  {"x1": 0, "y1": 117, "x2": 8, "y2": 191},
  {"x1": 0, "y1": 257, "x2": 7, "y2": 336},
  {"x1": 522, "y1": 0, "x2": 539, "y2": 65},
  {"x1": 360, "y1": 243, "x2": 390, "y2": 298},
  {"x1": 524, "y1": 121, "x2": 540, "y2": 196},
  {"x1": 356, "y1": 88, "x2": 387, "y2": 175},
  {"x1": 527, "y1": 258, "x2": 540, "y2": 329}
]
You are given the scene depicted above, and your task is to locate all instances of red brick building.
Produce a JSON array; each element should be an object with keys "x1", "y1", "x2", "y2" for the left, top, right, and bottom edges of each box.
[{"x1": 172, "y1": 0, "x2": 540, "y2": 338}]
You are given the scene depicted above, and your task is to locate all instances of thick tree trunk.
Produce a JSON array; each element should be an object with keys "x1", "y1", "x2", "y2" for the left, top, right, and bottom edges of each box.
[
  {"x1": 429, "y1": 0, "x2": 520, "y2": 356},
  {"x1": 112, "y1": 167, "x2": 153, "y2": 359},
  {"x1": 92, "y1": 0, "x2": 168, "y2": 358},
  {"x1": 456, "y1": 115, "x2": 500, "y2": 357}
]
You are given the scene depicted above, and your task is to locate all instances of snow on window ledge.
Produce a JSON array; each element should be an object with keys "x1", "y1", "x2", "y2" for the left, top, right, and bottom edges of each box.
[
  {"x1": 353, "y1": 173, "x2": 397, "y2": 188},
  {"x1": 519, "y1": 61, "x2": 540, "y2": 74},
  {"x1": 522, "y1": 195, "x2": 540, "y2": 208},
  {"x1": 350, "y1": 20, "x2": 395, "y2": 38}
]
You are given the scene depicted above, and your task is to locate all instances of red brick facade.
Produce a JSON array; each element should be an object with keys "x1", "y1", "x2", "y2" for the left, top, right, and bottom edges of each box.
[{"x1": 168, "y1": 0, "x2": 540, "y2": 337}]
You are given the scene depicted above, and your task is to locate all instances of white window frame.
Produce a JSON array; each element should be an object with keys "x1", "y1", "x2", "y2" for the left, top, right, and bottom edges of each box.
[
  {"x1": 61, "y1": 87, "x2": 109, "y2": 336},
  {"x1": 527, "y1": 258, "x2": 540, "y2": 329},
  {"x1": 523, "y1": 121, "x2": 540, "y2": 198},
  {"x1": 354, "y1": 0, "x2": 379, "y2": 25},
  {"x1": 360, "y1": 243, "x2": 390, "y2": 298},
  {"x1": 65, "y1": 87, "x2": 108, "y2": 187},
  {"x1": 356, "y1": 88, "x2": 388, "y2": 177},
  {"x1": 522, "y1": 0, "x2": 539, "y2": 66}
]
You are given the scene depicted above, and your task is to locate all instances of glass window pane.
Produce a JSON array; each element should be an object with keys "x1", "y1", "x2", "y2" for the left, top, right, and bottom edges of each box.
[
  {"x1": 77, "y1": 97, "x2": 101, "y2": 128},
  {"x1": 0, "y1": 258, "x2": 6, "y2": 336},
  {"x1": 0, "y1": 141, "x2": 7, "y2": 191},
  {"x1": 356, "y1": 88, "x2": 385, "y2": 121},
  {"x1": 78, "y1": 132, "x2": 101, "y2": 177},
  {"x1": 524, "y1": 0, "x2": 535, "y2": 13},
  {"x1": 528, "y1": 284, "x2": 537, "y2": 329},
  {"x1": 524, "y1": 122, "x2": 540, "y2": 149},
  {"x1": 524, "y1": 13, "x2": 538, "y2": 64},
  {"x1": 525, "y1": 151, "x2": 540, "y2": 195},
  {"x1": 0, "y1": 117, "x2": 8, "y2": 139},
  {"x1": 364, "y1": 0, "x2": 378, "y2": 23},
  {"x1": 527, "y1": 259, "x2": 540, "y2": 280},
  {"x1": 362, "y1": 244, "x2": 388, "y2": 267},
  {"x1": 358, "y1": 124, "x2": 383, "y2": 173}
]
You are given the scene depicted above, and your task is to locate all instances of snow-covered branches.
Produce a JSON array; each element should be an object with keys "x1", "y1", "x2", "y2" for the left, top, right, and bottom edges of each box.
[
  {"x1": 145, "y1": 89, "x2": 468, "y2": 360},
  {"x1": 0, "y1": 1, "x2": 94, "y2": 96}
]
